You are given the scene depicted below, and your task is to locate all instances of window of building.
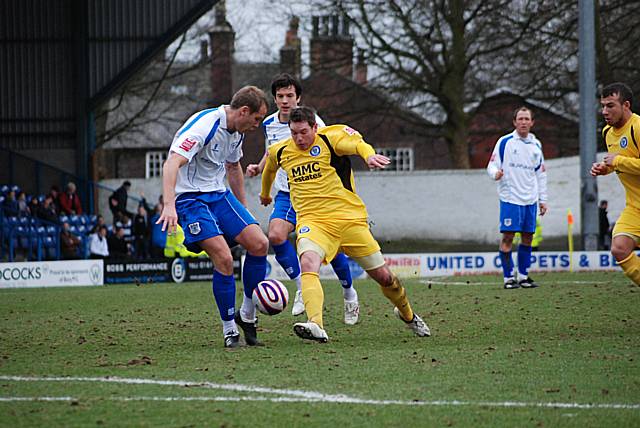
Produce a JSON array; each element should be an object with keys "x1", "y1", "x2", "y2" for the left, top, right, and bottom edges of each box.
[
  {"x1": 145, "y1": 151, "x2": 167, "y2": 178},
  {"x1": 376, "y1": 148, "x2": 414, "y2": 171}
]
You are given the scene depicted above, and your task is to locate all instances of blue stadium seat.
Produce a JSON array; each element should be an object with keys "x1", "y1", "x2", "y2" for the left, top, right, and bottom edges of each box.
[
  {"x1": 7, "y1": 216, "x2": 19, "y2": 226},
  {"x1": 77, "y1": 225, "x2": 86, "y2": 233},
  {"x1": 10, "y1": 185, "x2": 20, "y2": 193},
  {"x1": 69, "y1": 215, "x2": 80, "y2": 225},
  {"x1": 37, "y1": 194, "x2": 46, "y2": 203},
  {"x1": 69, "y1": 225, "x2": 78, "y2": 234},
  {"x1": 59, "y1": 215, "x2": 69, "y2": 224},
  {"x1": 0, "y1": 195, "x2": 4, "y2": 204},
  {"x1": 0, "y1": 184, "x2": 9, "y2": 194},
  {"x1": 46, "y1": 225, "x2": 57, "y2": 234}
]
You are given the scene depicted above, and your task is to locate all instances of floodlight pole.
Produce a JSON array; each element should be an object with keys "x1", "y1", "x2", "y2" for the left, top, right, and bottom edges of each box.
[{"x1": 579, "y1": 0, "x2": 598, "y2": 251}]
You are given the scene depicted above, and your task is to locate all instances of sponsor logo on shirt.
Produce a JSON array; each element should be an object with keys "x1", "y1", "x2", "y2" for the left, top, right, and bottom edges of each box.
[
  {"x1": 179, "y1": 137, "x2": 198, "y2": 152},
  {"x1": 620, "y1": 136, "x2": 628, "y2": 148},
  {"x1": 310, "y1": 145, "x2": 321, "y2": 156},
  {"x1": 299, "y1": 226, "x2": 310, "y2": 234},
  {"x1": 344, "y1": 126, "x2": 357, "y2": 136},
  {"x1": 188, "y1": 222, "x2": 201, "y2": 235},
  {"x1": 292, "y1": 162, "x2": 322, "y2": 182}
]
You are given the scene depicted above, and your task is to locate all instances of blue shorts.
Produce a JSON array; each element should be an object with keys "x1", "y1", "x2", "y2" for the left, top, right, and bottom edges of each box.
[
  {"x1": 500, "y1": 201, "x2": 537, "y2": 233},
  {"x1": 175, "y1": 190, "x2": 258, "y2": 252},
  {"x1": 269, "y1": 191, "x2": 297, "y2": 225}
]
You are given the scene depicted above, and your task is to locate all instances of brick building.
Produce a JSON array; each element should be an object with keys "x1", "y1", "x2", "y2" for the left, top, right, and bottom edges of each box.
[{"x1": 98, "y1": 5, "x2": 578, "y2": 178}]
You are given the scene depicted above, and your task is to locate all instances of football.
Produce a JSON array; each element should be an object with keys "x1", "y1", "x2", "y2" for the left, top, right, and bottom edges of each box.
[{"x1": 252, "y1": 279, "x2": 289, "y2": 315}]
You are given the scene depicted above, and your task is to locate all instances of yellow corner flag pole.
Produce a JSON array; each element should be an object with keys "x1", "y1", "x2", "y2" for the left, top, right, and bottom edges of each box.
[{"x1": 567, "y1": 209, "x2": 574, "y2": 271}]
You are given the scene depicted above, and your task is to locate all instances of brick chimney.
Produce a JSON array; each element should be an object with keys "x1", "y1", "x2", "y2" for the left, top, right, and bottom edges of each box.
[
  {"x1": 354, "y1": 49, "x2": 367, "y2": 85},
  {"x1": 310, "y1": 14, "x2": 353, "y2": 79},
  {"x1": 279, "y1": 16, "x2": 302, "y2": 78},
  {"x1": 208, "y1": 1, "x2": 234, "y2": 104}
]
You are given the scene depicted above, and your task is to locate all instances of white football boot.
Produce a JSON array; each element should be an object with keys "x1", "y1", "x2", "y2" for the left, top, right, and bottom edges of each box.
[
  {"x1": 394, "y1": 307, "x2": 430, "y2": 337},
  {"x1": 293, "y1": 322, "x2": 329, "y2": 343},
  {"x1": 343, "y1": 298, "x2": 360, "y2": 325}
]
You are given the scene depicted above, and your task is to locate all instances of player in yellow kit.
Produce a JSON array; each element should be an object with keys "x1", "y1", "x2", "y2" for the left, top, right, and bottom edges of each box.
[
  {"x1": 591, "y1": 82, "x2": 640, "y2": 284},
  {"x1": 260, "y1": 106, "x2": 429, "y2": 342}
]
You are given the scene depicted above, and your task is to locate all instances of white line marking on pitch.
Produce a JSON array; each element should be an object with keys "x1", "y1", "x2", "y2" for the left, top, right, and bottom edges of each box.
[{"x1": 0, "y1": 375, "x2": 639, "y2": 410}]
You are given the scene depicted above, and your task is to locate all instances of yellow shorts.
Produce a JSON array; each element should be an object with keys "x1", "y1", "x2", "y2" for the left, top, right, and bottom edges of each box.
[
  {"x1": 295, "y1": 217, "x2": 381, "y2": 264},
  {"x1": 612, "y1": 205, "x2": 640, "y2": 244}
]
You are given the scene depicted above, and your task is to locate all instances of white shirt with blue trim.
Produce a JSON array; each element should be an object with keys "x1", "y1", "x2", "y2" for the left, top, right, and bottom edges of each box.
[
  {"x1": 486, "y1": 130, "x2": 548, "y2": 206},
  {"x1": 262, "y1": 111, "x2": 326, "y2": 193},
  {"x1": 170, "y1": 105, "x2": 244, "y2": 197}
]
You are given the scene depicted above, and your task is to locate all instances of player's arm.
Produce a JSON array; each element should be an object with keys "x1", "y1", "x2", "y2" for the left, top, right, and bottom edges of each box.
[
  {"x1": 260, "y1": 149, "x2": 278, "y2": 206},
  {"x1": 157, "y1": 151, "x2": 188, "y2": 234},
  {"x1": 226, "y1": 161, "x2": 247, "y2": 206},
  {"x1": 486, "y1": 141, "x2": 503, "y2": 180},
  {"x1": 331, "y1": 127, "x2": 390, "y2": 168},
  {"x1": 535, "y1": 152, "x2": 548, "y2": 216},
  {"x1": 608, "y1": 154, "x2": 640, "y2": 174},
  {"x1": 246, "y1": 152, "x2": 268, "y2": 177}
]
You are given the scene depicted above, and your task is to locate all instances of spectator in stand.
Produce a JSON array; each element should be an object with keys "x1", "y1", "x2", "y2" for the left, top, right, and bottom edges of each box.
[
  {"x1": 60, "y1": 222, "x2": 81, "y2": 259},
  {"x1": 109, "y1": 180, "x2": 133, "y2": 222},
  {"x1": 116, "y1": 214, "x2": 133, "y2": 249},
  {"x1": 133, "y1": 205, "x2": 149, "y2": 259},
  {"x1": 47, "y1": 185, "x2": 62, "y2": 214},
  {"x1": 16, "y1": 192, "x2": 30, "y2": 216},
  {"x1": 108, "y1": 226, "x2": 130, "y2": 259},
  {"x1": 90, "y1": 214, "x2": 106, "y2": 234},
  {"x1": 59, "y1": 181, "x2": 83, "y2": 215},
  {"x1": 2, "y1": 191, "x2": 19, "y2": 216},
  {"x1": 149, "y1": 204, "x2": 166, "y2": 258},
  {"x1": 89, "y1": 226, "x2": 109, "y2": 259},
  {"x1": 36, "y1": 196, "x2": 59, "y2": 223},
  {"x1": 28, "y1": 196, "x2": 40, "y2": 217}
]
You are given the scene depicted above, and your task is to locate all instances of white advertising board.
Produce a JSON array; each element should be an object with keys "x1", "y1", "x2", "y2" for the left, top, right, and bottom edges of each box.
[
  {"x1": 262, "y1": 251, "x2": 622, "y2": 280},
  {"x1": 0, "y1": 260, "x2": 104, "y2": 288}
]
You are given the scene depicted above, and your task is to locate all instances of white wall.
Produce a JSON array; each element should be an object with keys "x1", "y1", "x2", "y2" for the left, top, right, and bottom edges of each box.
[{"x1": 99, "y1": 154, "x2": 625, "y2": 243}]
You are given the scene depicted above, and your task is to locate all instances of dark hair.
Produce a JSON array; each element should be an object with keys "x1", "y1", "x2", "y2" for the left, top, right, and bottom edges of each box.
[
  {"x1": 513, "y1": 106, "x2": 534, "y2": 121},
  {"x1": 271, "y1": 73, "x2": 302, "y2": 97},
  {"x1": 230, "y1": 86, "x2": 269, "y2": 113},
  {"x1": 602, "y1": 82, "x2": 633, "y2": 107},
  {"x1": 123, "y1": 181, "x2": 131, "y2": 187},
  {"x1": 289, "y1": 106, "x2": 317, "y2": 127}
]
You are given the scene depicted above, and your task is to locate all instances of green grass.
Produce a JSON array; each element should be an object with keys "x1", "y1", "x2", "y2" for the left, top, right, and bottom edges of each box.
[{"x1": 1, "y1": 271, "x2": 639, "y2": 427}]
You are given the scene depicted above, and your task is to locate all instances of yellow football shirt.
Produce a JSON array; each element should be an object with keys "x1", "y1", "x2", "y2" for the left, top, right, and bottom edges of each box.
[
  {"x1": 261, "y1": 124, "x2": 376, "y2": 221},
  {"x1": 604, "y1": 113, "x2": 640, "y2": 210}
]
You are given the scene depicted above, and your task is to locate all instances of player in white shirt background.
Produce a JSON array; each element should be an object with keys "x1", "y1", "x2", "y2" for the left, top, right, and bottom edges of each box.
[
  {"x1": 487, "y1": 106, "x2": 548, "y2": 289},
  {"x1": 246, "y1": 74, "x2": 360, "y2": 325},
  {"x1": 157, "y1": 86, "x2": 269, "y2": 348}
]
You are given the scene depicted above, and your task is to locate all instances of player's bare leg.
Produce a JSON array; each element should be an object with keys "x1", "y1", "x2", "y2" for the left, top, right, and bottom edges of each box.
[{"x1": 612, "y1": 234, "x2": 640, "y2": 285}]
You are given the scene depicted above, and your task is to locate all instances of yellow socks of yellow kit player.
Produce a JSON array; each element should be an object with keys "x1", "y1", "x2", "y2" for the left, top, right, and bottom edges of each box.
[
  {"x1": 301, "y1": 272, "x2": 325, "y2": 328},
  {"x1": 380, "y1": 275, "x2": 414, "y2": 321},
  {"x1": 618, "y1": 252, "x2": 640, "y2": 285}
]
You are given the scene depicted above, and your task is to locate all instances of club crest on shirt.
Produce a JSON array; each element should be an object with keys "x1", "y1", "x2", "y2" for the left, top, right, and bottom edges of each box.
[
  {"x1": 310, "y1": 145, "x2": 321, "y2": 156},
  {"x1": 188, "y1": 222, "x2": 201, "y2": 235},
  {"x1": 504, "y1": 218, "x2": 512, "y2": 227},
  {"x1": 179, "y1": 137, "x2": 198, "y2": 152},
  {"x1": 299, "y1": 226, "x2": 310, "y2": 234},
  {"x1": 620, "y1": 137, "x2": 628, "y2": 148}
]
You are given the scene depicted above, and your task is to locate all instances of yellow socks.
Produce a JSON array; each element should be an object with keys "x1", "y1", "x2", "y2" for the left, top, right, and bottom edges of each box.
[
  {"x1": 380, "y1": 275, "x2": 414, "y2": 321},
  {"x1": 618, "y1": 252, "x2": 640, "y2": 285},
  {"x1": 301, "y1": 272, "x2": 325, "y2": 328}
]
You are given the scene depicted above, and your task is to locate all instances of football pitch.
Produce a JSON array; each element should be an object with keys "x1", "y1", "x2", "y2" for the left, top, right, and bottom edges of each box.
[{"x1": 1, "y1": 271, "x2": 638, "y2": 427}]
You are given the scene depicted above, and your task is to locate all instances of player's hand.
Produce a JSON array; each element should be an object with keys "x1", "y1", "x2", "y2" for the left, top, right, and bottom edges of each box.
[
  {"x1": 246, "y1": 164, "x2": 261, "y2": 177},
  {"x1": 539, "y1": 202, "x2": 548, "y2": 216},
  {"x1": 494, "y1": 170, "x2": 504, "y2": 180},
  {"x1": 157, "y1": 204, "x2": 178, "y2": 234},
  {"x1": 603, "y1": 153, "x2": 618, "y2": 167},
  {"x1": 590, "y1": 161, "x2": 609, "y2": 176},
  {"x1": 367, "y1": 154, "x2": 391, "y2": 169},
  {"x1": 260, "y1": 195, "x2": 272, "y2": 206}
]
